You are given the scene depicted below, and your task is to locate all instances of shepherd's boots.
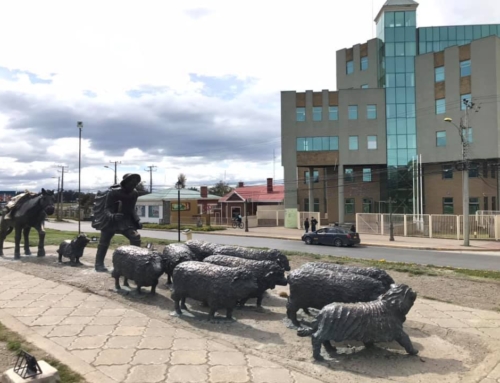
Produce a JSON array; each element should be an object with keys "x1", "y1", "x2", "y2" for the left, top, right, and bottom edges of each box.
[{"x1": 95, "y1": 244, "x2": 109, "y2": 272}]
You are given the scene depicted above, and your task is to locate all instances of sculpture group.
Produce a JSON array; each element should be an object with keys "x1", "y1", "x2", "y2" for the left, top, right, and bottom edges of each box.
[{"x1": 0, "y1": 174, "x2": 419, "y2": 361}]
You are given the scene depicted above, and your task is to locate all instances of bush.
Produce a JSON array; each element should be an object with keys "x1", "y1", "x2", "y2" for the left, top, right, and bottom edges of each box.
[{"x1": 142, "y1": 223, "x2": 226, "y2": 232}]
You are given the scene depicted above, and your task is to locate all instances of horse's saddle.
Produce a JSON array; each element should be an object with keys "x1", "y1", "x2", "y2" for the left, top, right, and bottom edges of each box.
[{"x1": 3, "y1": 192, "x2": 37, "y2": 219}]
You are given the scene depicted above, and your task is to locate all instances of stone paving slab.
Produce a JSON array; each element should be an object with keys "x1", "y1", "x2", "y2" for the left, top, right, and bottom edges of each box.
[{"x1": 2, "y1": 265, "x2": 500, "y2": 382}]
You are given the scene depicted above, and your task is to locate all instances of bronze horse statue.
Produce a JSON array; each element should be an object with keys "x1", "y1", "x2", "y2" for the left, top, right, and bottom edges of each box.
[{"x1": 0, "y1": 189, "x2": 56, "y2": 259}]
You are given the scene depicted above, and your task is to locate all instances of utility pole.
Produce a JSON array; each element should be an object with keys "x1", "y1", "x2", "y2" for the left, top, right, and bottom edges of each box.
[
  {"x1": 56, "y1": 165, "x2": 68, "y2": 220},
  {"x1": 144, "y1": 165, "x2": 157, "y2": 193},
  {"x1": 389, "y1": 197, "x2": 395, "y2": 241},
  {"x1": 461, "y1": 98, "x2": 473, "y2": 247},
  {"x1": 109, "y1": 161, "x2": 121, "y2": 184}
]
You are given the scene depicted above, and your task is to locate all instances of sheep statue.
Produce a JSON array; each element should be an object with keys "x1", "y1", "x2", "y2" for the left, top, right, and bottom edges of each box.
[{"x1": 57, "y1": 233, "x2": 90, "y2": 266}]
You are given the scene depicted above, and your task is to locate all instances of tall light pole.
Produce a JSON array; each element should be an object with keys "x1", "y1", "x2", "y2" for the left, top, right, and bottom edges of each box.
[
  {"x1": 77, "y1": 121, "x2": 83, "y2": 234},
  {"x1": 175, "y1": 181, "x2": 181, "y2": 242},
  {"x1": 51, "y1": 176, "x2": 60, "y2": 217},
  {"x1": 444, "y1": 98, "x2": 474, "y2": 246}
]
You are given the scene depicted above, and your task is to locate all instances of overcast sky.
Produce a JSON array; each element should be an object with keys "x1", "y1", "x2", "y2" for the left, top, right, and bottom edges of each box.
[{"x1": 0, "y1": 0, "x2": 498, "y2": 193}]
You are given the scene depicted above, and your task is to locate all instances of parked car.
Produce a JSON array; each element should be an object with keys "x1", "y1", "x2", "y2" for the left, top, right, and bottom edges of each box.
[{"x1": 301, "y1": 227, "x2": 361, "y2": 247}]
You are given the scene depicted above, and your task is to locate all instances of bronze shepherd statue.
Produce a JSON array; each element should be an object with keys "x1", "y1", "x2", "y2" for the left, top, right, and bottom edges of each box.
[
  {"x1": 0, "y1": 189, "x2": 56, "y2": 259},
  {"x1": 92, "y1": 173, "x2": 142, "y2": 272}
]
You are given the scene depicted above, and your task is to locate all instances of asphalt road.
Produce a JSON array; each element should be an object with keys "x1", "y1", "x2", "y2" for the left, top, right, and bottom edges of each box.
[{"x1": 45, "y1": 221, "x2": 500, "y2": 272}]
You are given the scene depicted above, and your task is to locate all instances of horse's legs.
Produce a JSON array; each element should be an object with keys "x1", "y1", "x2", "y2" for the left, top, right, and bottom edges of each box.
[
  {"x1": 14, "y1": 226, "x2": 22, "y2": 259},
  {"x1": 0, "y1": 219, "x2": 6, "y2": 256},
  {"x1": 23, "y1": 227, "x2": 31, "y2": 255},
  {"x1": 33, "y1": 224, "x2": 46, "y2": 257}
]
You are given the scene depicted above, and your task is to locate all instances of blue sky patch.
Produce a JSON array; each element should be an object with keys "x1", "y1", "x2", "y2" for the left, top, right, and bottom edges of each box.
[
  {"x1": 0, "y1": 66, "x2": 52, "y2": 84},
  {"x1": 189, "y1": 74, "x2": 255, "y2": 100}
]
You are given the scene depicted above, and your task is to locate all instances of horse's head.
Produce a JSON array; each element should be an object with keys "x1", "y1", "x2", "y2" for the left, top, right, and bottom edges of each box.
[{"x1": 40, "y1": 188, "x2": 56, "y2": 215}]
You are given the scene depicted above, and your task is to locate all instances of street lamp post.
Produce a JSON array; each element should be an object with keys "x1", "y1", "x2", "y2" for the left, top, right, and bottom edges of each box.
[
  {"x1": 77, "y1": 121, "x2": 83, "y2": 234},
  {"x1": 175, "y1": 182, "x2": 181, "y2": 242},
  {"x1": 445, "y1": 104, "x2": 472, "y2": 246},
  {"x1": 244, "y1": 199, "x2": 250, "y2": 232},
  {"x1": 51, "y1": 176, "x2": 60, "y2": 218}
]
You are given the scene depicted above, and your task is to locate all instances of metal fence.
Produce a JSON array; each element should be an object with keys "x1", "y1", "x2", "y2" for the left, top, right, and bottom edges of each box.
[{"x1": 356, "y1": 213, "x2": 500, "y2": 240}]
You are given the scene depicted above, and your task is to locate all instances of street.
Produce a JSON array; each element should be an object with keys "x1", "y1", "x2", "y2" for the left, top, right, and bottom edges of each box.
[{"x1": 46, "y1": 220, "x2": 500, "y2": 271}]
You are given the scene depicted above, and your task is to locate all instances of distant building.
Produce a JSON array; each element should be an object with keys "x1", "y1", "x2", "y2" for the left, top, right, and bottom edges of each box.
[{"x1": 281, "y1": 0, "x2": 500, "y2": 225}]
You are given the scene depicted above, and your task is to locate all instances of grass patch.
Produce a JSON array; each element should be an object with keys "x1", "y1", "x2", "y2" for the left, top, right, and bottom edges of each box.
[
  {"x1": 0, "y1": 322, "x2": 85, "y2": 383},
  {"x1": 20, "y1": 228, "x2": 178, "y2": 249},
  {"x1": 142, "y1": 223, "x2": 226, "y2": 232},
  {"x1": 281, "y1": 250, "x2": 499, "y2": 281}
]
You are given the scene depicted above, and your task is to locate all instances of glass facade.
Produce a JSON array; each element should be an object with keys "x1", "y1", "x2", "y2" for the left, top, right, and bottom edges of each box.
[{"x1": 418, "y1": 24, "x2": 500, "y2": 54}]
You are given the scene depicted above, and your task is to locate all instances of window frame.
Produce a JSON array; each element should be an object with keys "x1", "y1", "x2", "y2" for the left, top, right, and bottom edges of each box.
[
  {"x1": 304, "y1": 170, "x2": 319, "y2": 184},
  {"x1": 435, "y1": 66, "x2": 445, "y2": 82},
  {"x1": 469, "y1": 197, "x2": 480, "y2": 214},
  {"x1": 362, "y1": 198, "x2": 373, "y2": 213},
  {"x1": 346, "y1": 60, "x2": 354, "y2": 74},
  {"x1": 468, "y1": 163, "x2": 479, "y2": 178},
  {"x1": 312, "y1": 107, "x2": 322, "y2": 121},
  {"x1": 366, "y1": 105, "x2": 377, "y2": 119},
  {"x1": 442, "y1": 164, "x2": 453, "y2": 179},
  {"x1": 436, "y1": 131, "x2": 447, "y2": 147},
  {"x1": 367, "y1": 135, "x2": 377, "y2": 150},
  {"x1": 362, "y1": 168, "x2": 372, "y2": 182},
  {"x1": 345, "y1": 198, "x2": 355, "y2": 215},
  {"x1": 348, "y1": 105, "x2": 358, "y2": 120},
  {"x1": 443, "y1": 197, "x2": 454, "y2": 214},
  {"x1": 360, "y1": 56, "x2": 368, "y2": 71},
  {"x1": 296, "y1": 107, "x2": 306, "y2": 122},
  {"x1": 304, "y1": 198, "x2": 320, "y2": 212},
  {"x1": 435, "y1": 98, "x2": 446, "y2": 114},
  {"x1": 349, "y1": 136, "x2": 359, "y2": 151},
  {"x1": 460, "y1": 60, "x2": 471, "y2": 77},
  {"x1": 345, "y1": 168, "x2": 354, "y2": 182},
  {"x1": 328, "y1": 106, "x2": 338, "y2": 121}
]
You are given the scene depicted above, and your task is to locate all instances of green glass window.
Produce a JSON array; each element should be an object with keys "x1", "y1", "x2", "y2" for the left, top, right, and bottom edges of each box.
[
  {"x1": 397, "y1": 135, "x2": 407, "y2": 148},
  {"x1": 345, "y1": 198, "x2": 355, "y2": 215},
  {"x1": 405, "y1": 11, "x2": 416, "y2": 27},
  {"x1": 461, "y1": 94, "x2": 471, "y2": 110},
  {"x1": 395, "y1": 43, "x2": 405, "y2": 56},
  {"x1": 435, "y1": 66, "x2": 445, "y2": 82},
  {"x1": 436, "y1": 131, "x2": 446, "y2": 147},
  {"x1": 312, "y1": 137, "x2": 322, "y2": 150},
  {"x1": 468, "y1": 163, "x2": 479, "y2": 178},
  {"x1": 296, "y1": 107, "x2": 305, "y2": 121},
  {"x1": 346, "y1": 60, "x2": 354, "y2": 74},
  {"x1": 361, "y1": 84, "x2": 369, "y2": 89},
  {"x1": 367, "y1": 105, "x2": 377, "y2": 119},
  {"x1": 148, "y1": 206, "x2": 160, "y2": 218},
  {"x1": 296, "y1": 138, "x2": 305, "y2": 151},
  {"x1": 363, "y1": 168, "x2": 372, "y2": 182},
  {"x1": 345, "y1": 168, "x2": 354, "y2": 182},
  {"x1": 395, "y1": 12, "x2": 404, "y2": 27},
  {"x1": 304, "y1": 171, "x2": 319, "y2": 184},
  {"x1": 349, "y1": 136, "x2": 359, "y2": 150},
  {"x1": 362, "y1": 198, "x2": 373, "y2": 213},
  {"x1": 313, "y1": 107, "x2": 322, "y2": 121},
  {"x1": 407, "y1": 134, "x2": 416, "y2": 149},
  {"x1": 348, "y1": 105, "x2": 358, "y2": 120},
  {"x1": 387, "y1": 135, "x2": 397, "y2": 149},
  {"x1": 460, "y1": 60, "x2": 471, "y2": 77},
  {"x1": 367, "y1": 135, "x2": 377, "y2": 150},
  {"x1": 330, "y1": 136, "x2": 339, "y2": 150},
  {"x1": 443, "y1": 164, "x2": 453, "y2": 179},
  {"x1": 329, "y1": 106, "x2": 338, "y2": 120},
  {"x1": 436, "y1": 99, "x2": 446, "y2": 114},
  {"x1": 469, "y1": 197, "x2": 480, "y2": 214},
  {"x1": 385, "y1": 12, "x2": 395, "y2": 28},
  {"x1": 443, "y1": 197, "x2": 454, "y2": 214},
  {"x1": 361, "y1": 57, "x2": 368, "y2": 71}
]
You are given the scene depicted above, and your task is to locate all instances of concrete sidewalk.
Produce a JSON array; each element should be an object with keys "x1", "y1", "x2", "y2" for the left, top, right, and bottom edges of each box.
[
  {"x1": 2, "y1": 264, "x2": 500, "y2": 382},
  {"x1": 202, "y1": 226, "x2": 500, "y2": 252}
]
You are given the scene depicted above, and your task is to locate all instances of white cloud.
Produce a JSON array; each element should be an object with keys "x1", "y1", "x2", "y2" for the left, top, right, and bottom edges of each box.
[{"x1": 0, "y1": 0, "x2": 498, "y2": 191}]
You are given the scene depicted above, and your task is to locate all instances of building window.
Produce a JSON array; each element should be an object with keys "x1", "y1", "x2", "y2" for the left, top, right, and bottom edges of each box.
[
  {"x1": 148, "y1": 206, "x2": 160, "y2": 218},
  {"x1": 348, "y1": 105, "x2": 358, "y2": 120},
  {"x1": 304, "y1": 198, "x2": 320, "y2": 212},
  {"x1": 483, "y1": 162, "x2": 489, "y2": 179},
  {"x1": 313, "y1": 107, "x2": 322, "y2": 121},
  {"x1": 493, "y1": 196, "x2": 497, "y2": 211},
  {"x1": 349, "y1": 136, "x2": 359, "y2": 150},
  {"x1": 469, "y1": 197, "x2": 480, "y2": 214},
  {"x1": 492, "y1": 162, "x2": 497, "y2": 178},
  {"x1": 436, "y1": 99, "x2": 446, "y2": 114},
  {"x1": 345, "y1": 198, "x2": 355, "y2": 215},
  {"x1": 296, "y1": 107, "x2": 306, "y2": 121},
  {"x1": 460, "y1": 60, "x2": 471, "y2": 77},
  {"x1": 443, "y1": 197, "x2": 454, "y2": 214},
  {"x1": 328, "y1": 106, "x2": 338, "y2": 120},
  {"x1": 363, "y1": 168, "x2": 372, "y2": 182},
  {"x1": 345, "y1": 168, "x2": 354, "y2": 182},
  {"x1": 362, "y1": 198, "x2": 373, "y2": 213},
  {"x1": 468, "y1": 163, "x2": 479, "y2": 178},
  {"x1": 361, "y1": 57, "x2": 368, "y2": 71},
  {"x1": 435, "y1": 66, "x2": 445, "y2": 82},
  {"x1": 304, "y1": 170, "x2": 319, "y2": 183},
  {"x1": 463, "y1": 127, "x2": 473, "y2": 143},
  {"x1": 367, "y1": 105, "x2": 377, "y2": 119},
  {"x1": 484, "y1": 196, "x2": 489, "y2": 211},
  {"x1": 361, "y1": 84, "x2": 369, "y2": 89},
  {"x1": 346, "y1": 60, "x2": 354, "y2": 74},
  {"x1": 436, "y1": 131, "x2": 446, "y2": 147},
  {"x1": 442, "y1": 164, "x2": 453, "y2": 179},
  {"x1": 461, "y1": 94, "x2": 471, "y2": 110},
  {"x1": 136, "y1": 206, "x2": 146, "y2": 217},
  {"x1": 367, "y1": 135, "x2": 377, "y2": 150},
  {"x1": 296, "y1": 137, "x2": 339, "y2": 151}
]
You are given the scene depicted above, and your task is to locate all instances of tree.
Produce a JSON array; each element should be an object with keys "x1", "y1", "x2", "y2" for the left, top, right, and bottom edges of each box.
[
  {"x1": 188, "y1": 187, "x2": 199, "y2": 192},
  {"x1": 79, "y1": 193, "x2": 96, "y2": 216},
  {"x1": 177, "y1": 173, "x2": 187, "y2": 189},
  {"x1": 209, "y1": 180, "x2": 233, "y2": 197}
]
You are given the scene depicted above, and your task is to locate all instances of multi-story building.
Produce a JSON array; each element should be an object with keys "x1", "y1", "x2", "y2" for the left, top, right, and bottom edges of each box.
[{"x1": 281, "y1": 0, "x2": 500, "y2": 226}]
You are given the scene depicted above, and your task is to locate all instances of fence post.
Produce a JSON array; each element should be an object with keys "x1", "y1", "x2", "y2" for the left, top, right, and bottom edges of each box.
[
  {"x1": 404, "y1": 215, "x2": 407, "y2": 237},
  {"x1": 381, "y1": 214, "x2": 384, "y2": 235},
  {"x1": 276, "y1": 211, "x2": 279, "y2": 227},
  {"x1": 429, "y1": 215, "x2": 433, "y2": 238},
  {"x1": 495, "y1": 216, "x2": 500, "y2": 241},
  {"x1": 457, "y1": 215, "x2": 461, "y2": 240}
]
